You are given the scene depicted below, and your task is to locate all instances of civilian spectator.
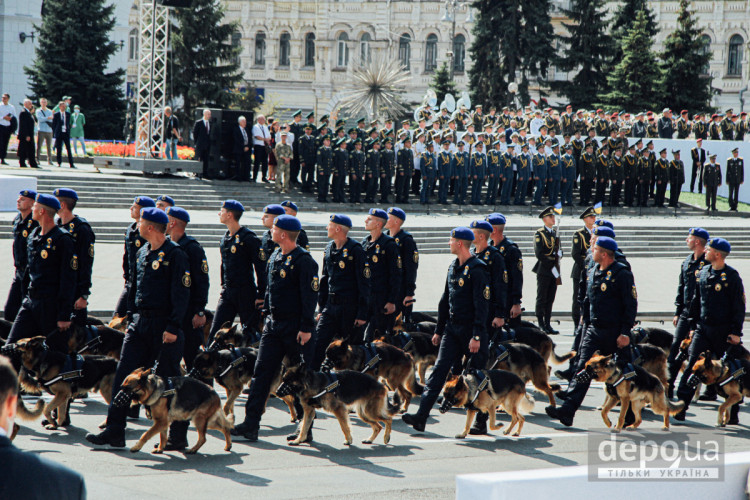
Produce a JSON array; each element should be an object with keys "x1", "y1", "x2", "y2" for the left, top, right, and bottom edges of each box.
[
  {"x1": 36, "y1": 98, "x2": 54, "y2": 165},
  {"x1": 52, "y1": 101, "x2": 75, "y2": 168},
  {"x1": 252, "y1": 114, "x2": 270, "y2": 182},
  {"x1": 164, "y1": 106, "x2": 181, "y2": 160},
  {"x1": 267, "y1": 120, "x2": 280, "y2": 182},
  {"x1": 70, "y1": 105, "x2": 86, "y2": 156},
  {"x1": 0, "y1": 93, "x2": 16, "y2": 165},
  {"x1": 192, "y1": 108, "x2": 213, "y2": 178},
  {"x1": 17, "y1": 99, "x2": 39, "y2": 169},
  {"x1": 232, "y1": 115, "x2": 251, "y2": 181}
]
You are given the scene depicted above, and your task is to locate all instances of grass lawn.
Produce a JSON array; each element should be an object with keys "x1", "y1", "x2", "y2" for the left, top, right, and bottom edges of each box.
[{"x1": 669, "y1": 190, "x2": 750, "y2": 212}]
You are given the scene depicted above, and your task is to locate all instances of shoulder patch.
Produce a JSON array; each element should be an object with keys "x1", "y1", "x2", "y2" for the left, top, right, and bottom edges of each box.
[
  {"x1": 182, "y1": 272, "x2": 192, "y2": 288},
  {"x1": 483, "y1": 285, "x2": 491, "y2": 300},
  {"x1": 201, "y1": 259, "x2": 209, "y2": 274},
  {"x1": 88, "y1": 243, "x2": 95, "y2": 258},
  {"x1": 71, "y1": 255, "x2": 79, "y2": 270},
  {"x1": 413, "y1": 251, "x2": 419, "y2": 264},
  {"x1": 397, "y1": 255, "x2": 403, "y2": 269},
  {"x1": 631, "y1": 285, "x2": 637, "y2": 299},
  {"x1": 518, "y1": 259, "x2": 523, "y2": 272},
  {"x1": 259, "y1": 248, "x2": 267, "y2": 261}
]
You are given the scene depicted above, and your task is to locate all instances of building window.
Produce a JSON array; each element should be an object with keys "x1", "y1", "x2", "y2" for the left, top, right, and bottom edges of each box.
[
  {"x1": 304, "y1": 32, "x2": 315, "y2": 67},
  {"x1": 128, "y1": 29, "x2": 138, "y2": 61},
  {"x1": 360, "y1": 33, "x2": 371, "y2": 65},
  {"x1": 728, "y1": 34, "x2": 743, "y2": 76},
  {"x1": 398, "y1": 33, "x2": 411, "y2": 70},
  {"x1": 425, "y1": 34, "x2": 438, "y2": 72},
  {"x1": 231, "y1": 31, "x2": 241, "y2": 66},
  {"x1": 699, "y1": 34, "x2": 711, "y2": 75},
  {"x1": 279, "y1": 32, "x2": 291, "y2": 67},
  {"x1": 337, "y1": 32, "x2": 349, "y2": 67},
  {"x1": 453, "y1": 34, "x2": 465, "y2": 73},
  {"x1": 254, "y1": 32, "x2": 266, "y2": 66}
]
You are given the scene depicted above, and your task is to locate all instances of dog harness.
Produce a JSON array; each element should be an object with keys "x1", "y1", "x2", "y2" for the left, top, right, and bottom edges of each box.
[
  {"x1": 719, "y1": 359, "x2": 746, "y2": 388},
  {"x1": 77, "y1": 325, "x2": 103, "y2": 354},
  {"x1": 494, "y1": 327, "x2": 517, "y2": 344},
  {"x1": 218, "y1": 348, "x2": 247, "y2": 378},
  {"x1": 312, "y1": 372, "x2": 339, "y2": 399},
  {"x1": 467, "y1": 370, "x2": 490, "y2": 406},
  {"x1": 630, "y1": 326, "x2": 649, "y2": 345},
  {"x1": 392, "y1": 332, "x2": 414, "y2": 351},
  {"x1": 488, "y1": 341, "x2": 510, "y2": 369},
  {"x1": 42, "y1": 354, "x2": 85, "y2": 387},
  {"x1": 359, "y1": 343, "x2": 380, "y2": 373},
  {"x1": 611, "y1": 364, "x2": 637, "y2": 388},
  {"x1": 630, "y1": 345, "x2": 643, "y2": 366}
]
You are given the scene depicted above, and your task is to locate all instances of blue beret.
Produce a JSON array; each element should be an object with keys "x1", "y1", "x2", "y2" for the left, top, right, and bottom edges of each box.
[
  {"x1": 222, "y1": 199, "x2": 244, "y2": 212},
  {"x1": 19, "y1": 189, "x2": 37, "y2": 200},
  {"x1": 470, "y1": 220, "x2": 493, "y2": 232},
  {"x1": 134, "y1": 196, "x2": 155, "y2": 208},
  {"x1": 708, "y1": 238, "x2": 731, "y2": 254},
  {"x1": 264, "y1": 204, "x2": 285, "y2": 215},
  {"x1": 54, "y1": 188, "x2": 78, "y2": 200},
  {"x1": 166, "y1": 206, "x2": 190, "y2": 223},
  {"x1": 387, "y1": 207, "x2": 406, "y2": 221},
  {"x1": 280, "y1": 200, "x2": 298, "y2": 212},
  {"x1": 485, "y1": 213, "x2": 507, "y2": 225},
  {"x1": 595, "y1": 219, "x2": 614, "y2": 229},
  {"x1": 36, "y1": 193, "x2": 61, "y2": 211},
  {"x1": 596, "y1": 236, "x2": 618, "y2": 252},
  {"x1": 330, "y1": 214, "x2": 352, "y2": 228},
  {"x1": 274, "y1": 214, "x2": 302, "y2": 232},
  {"x1": 593, "y1": 227, "x2": 616, "y2": 239},
  {"x1": 689, "y1": 227, "x2": 709, "y2": 241},
  {"x1": 156, "y1": 195, "x2": 175, "y2": 206},
  {"x1": 368, "y1": 208, "x2": 388, "y2": 220},
  {"x1": 140, "y1": 207, "x2": 169, "y2": 225},
  {"x1": 451, "y1": 227, "x2": 474, "y2": 241}
]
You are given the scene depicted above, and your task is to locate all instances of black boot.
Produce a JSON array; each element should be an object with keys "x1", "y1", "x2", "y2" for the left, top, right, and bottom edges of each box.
[
  {"x1": 85, "y1": 428, "x2": 125, "y2": 448},
  {"x1": 402, "y1": 413, "x2": 426, "y2": 432},
  {"x1": 546, "y1": 322, "x2": 559, "y2": 335},
  {"x1": 698, "y1": 384, "x2": 717, "y2": 401},
  {"x1": 469, "y1": 411, "x2": 488, "y2": 435},
  {"x1": 230, "y1": 421, "x2": 259, "y2": 442},
  {"x1": 162, "y1": 420, "x2": 189, "y2": 451},
  {"x1": 727, "y1": 401, "x2": 741, "y2": 425},
  {"x1": 127, "y1": 404, "x2": 141, "y2": 419}
]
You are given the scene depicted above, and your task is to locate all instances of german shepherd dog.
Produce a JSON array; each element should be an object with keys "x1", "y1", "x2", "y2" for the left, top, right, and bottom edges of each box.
[
  {"x1": 440, "y1": 369, "x2": 535, "y2": 438},
  {"x1": 487, "y1": 342, "x2": 561, "y2": 407},
  {"x1": 629, "y1": 342, "x2": 670, "y2": 388},
  {"x1": 110, "y1": 310, "x2": 215, "y2": 344},
  {"x1": 9, "y1": 398, "x2": 45, "y2": 441},
  {"x1": 15, "y1": 336, "x2": 117, "y2": 430},
  {"x1": 502, "y1": 324, "x2": 577, "y2": 369},
  {"x1": 324, "y1": 339, "x2": 424, "y2": 412},
  {"x1": 108, "y1": 315, "x2": 129, "y2": 332},
  {"x1": 374, "y1": 330, "x2": 438, "y2": 384},
  {"x1": 631, "y1": 326, "x2": 674, "y2": 354},
  {"x1": 65, "y1": 324, "x2": 125, "y2": 360},
  {"x1": 120, "y1": 367, "x2": 234, "y2": 454},
  {"x1": 280, "y1": 365, "x2": 398, "y2": 446},
  {"x1": 208, "y1": 322, "x2": 261, "y2": 350},
  {"x1": 586, "y1": 353, "x2": 684, "y2": 431},
  {"x1": 191, "y1": 346, "x2": 298, "y2": 421},
  {"x1": 691, "y1": 352, "x2": 750, "y2": 427}
]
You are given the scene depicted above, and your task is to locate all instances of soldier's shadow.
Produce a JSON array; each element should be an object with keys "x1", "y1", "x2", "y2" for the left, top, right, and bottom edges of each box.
[{"x1": 455, "y1": 434, "x2": 579, "y2": 467}]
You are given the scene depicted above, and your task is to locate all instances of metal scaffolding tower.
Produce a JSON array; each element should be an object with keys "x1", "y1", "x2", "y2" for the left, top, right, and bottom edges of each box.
[{"x1": 135, "y1": 0, "x2": 169, "y2": 157}]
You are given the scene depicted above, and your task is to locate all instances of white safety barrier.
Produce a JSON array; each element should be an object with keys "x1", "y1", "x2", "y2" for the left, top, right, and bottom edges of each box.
[
  {"x1": 0, "y1": 175, "x2": 36, "y2": 211},
  {"x1": 456, "y1": 450, "x2": 750, "y2": 500}
]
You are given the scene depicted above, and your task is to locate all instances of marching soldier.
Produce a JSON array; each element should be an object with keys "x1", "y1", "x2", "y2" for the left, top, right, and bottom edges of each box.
[
  {"x1": 690, "y1": 138, "x2": 706, "y2": 194},
  {"x1": 385, "y1": 208, "x2": 419, "y2": 321},
  {"x1": 86, "y1": 207, "x2": 189, "y2": 448},
  {"x1": 280, "y1": 200, "x2": 310, "y2": 251},
  {"x1": 675, "y1": 237, "x2": 745, "y2": 424},
  {"x1": 230, "y1": 215, "x2": 319, "y2": 443},
  {"x1": 332, "y1": 137, "x2": 349, "y2": 203},
  {"x1": 402, "y1": 227, "x2": 489, "y2": 433},
  {"x1": 349, "y1": 138, "x2": 365, "y2": 204},
  {"x1": 362, "y1": 209, "x2": 401, "y2": 342},
  {"x1": 703, "y1": 153, "x2": 721, "y2": 211},
  {"x1": 379, "y1": 138, "x2": 396, "y2": 203},
  {"x1": 53, "y1": 189, "x2": 95, "y2": 328},
  {"x1": 623, "y1": 145, "x2": 638, "y2": 207},
  {"x1": 470, "y1": 141, "x2": 487, "y2": 205},
  {"x1": 579, "y1": 142, "x2": 595, "y2": 206},
  {"x1": 533, "y1": 206, "x2": 561, "y2": 334},
  {"x1": 594, "y1": 144, "x2": 610, "y2": 205},
  {"x1": 299, "y1": 124, "x2": 317, "y2": 193},
  {"x1": 4, "y1": 190, "x2": 38, "y2": 322},
  {"x1": 155, "y1": 195, "x2": 175, "y2": 211},
  {"x1": 486, "y1": 213, "x2": 523, "y2": 328},
  {"x1": 395, "y1": 137, "x2": 414, "y2": 204},
  {"x1": 437, "y1": 139, "x2": 453, "y2": 205},
  {"x1": 667, "y1": 228, "x2": 708, "y2": 399},
  {"x1": 364, "y1": 139, "x2": 382, "y2": 203},
  {"x1": 726, "y1": 147, "x2": 744, "y2": 211},
  {"x1": 453, "y1": 140, "x2": 470, "y2": 206},
  {"x1": 114, "y1": 196, "x2": 152, "y2": 318},
  {"x1": 654, "y1": 148, "x2": 670, "y2": 207},
  {"x1": 316, "y1": 135, "x2": 333, "y2": 203},
  {"x1": 668, "y1": 150, "x2": 685, "y2": 208},
  {"x1": 208, "y1": 200, "x2": 266, "y2": 341},
  {"x1": 311, "y1": 215, "x2": 370, "y2": 368},
  {"x1": 260, "y1": 205, "x2": 285, "y2": 265},
  {"x1": 637, "y1": 148, "x2": 653, "y2": 207},
  {"x1": 571, "y1": 207, "x2": 595, "y2": 325}
]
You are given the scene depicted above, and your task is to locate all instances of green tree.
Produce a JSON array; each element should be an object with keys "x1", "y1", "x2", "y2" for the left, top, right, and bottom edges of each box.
[
  {"x1": 25, "y1": 0, "x2": 125, "y2": 139},
  {"x1": 468, "y1": 0, "x2": 554, "y2": 107},
  {"x1": 660, "y1": 0, "x2": 713, "y2": 113},
  {"x1": 597, "y1": 10, "x2": 664, "y2": 110},
  {"x1": 611, "y1": 0, "x2": 658, "y2": 62},
  {"x1": 430, "y1": 62, "x2": 458, "y2": 105},
  {"x1": 170, "y1": 0, "x2": 243, "y2": 130},
  {"x1": 552, "y1": 0, "x2": 614, "y2": 109}
]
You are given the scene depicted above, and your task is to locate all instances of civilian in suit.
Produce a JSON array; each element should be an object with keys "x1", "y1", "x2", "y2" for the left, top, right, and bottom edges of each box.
[
  {"x1": 52, "y1": 102, "x2": 75, "y2": 168},
  {"x1": 233, "y1": 116, "x2": 251, "y2": 181},
  {"x1": 193, "y1": 108, "x2": 213, "y2": 178},
  {"x1": 252, "y1": 114, "x2": 271, "y2": 182},
  {"x1": 17, "y1": 99, "x2": 39, "y2": 169},
  {"x1": 0, "y1": 357, "x2": 86, "y2": 500}
]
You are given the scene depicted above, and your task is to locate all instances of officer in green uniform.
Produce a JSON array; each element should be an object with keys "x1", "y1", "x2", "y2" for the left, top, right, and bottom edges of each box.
[{"x1": 703, "y1": 153, "x2": 721, "y2": 211}]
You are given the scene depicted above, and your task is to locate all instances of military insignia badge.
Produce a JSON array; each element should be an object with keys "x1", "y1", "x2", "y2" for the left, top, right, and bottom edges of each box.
[
  {"x1": 518, "y1": 259, "x2": 523, "y2": 271},
  {"x1": 280, "y1": 269, "x2": 287, "y2": 278},
  {"x1": 413, "y1": 251, "x2": 419, "y2": 263},
  {"x1": 397, "y1": 256, "x2": 403, "y2": 269},
  {"x1": 135, "y1": 240, "x2": 141, "y2": 248},
  {"x1": 339, "y1": 260, "x2": 345, "y2": 269},
  {"x1": 372, "y1": 255, "x2": 378, "y2": 263},
  {"x1": 182, "y1": 272, "x2": 191, "y2": 287},
  {"x1": 483, "y1": 286, "x2": 490, "y2": 300},
  {"x1": 22, "y1": 230, "x2": 27, "y2": 238},
  {"x1": 312, "y1": 277, "x2": 320, "y2": 291},
  {"x1": 152, "y1": 261, "x2": 160, "y2": 270},
  {"x1": 69, "y1": 223, "x2": 74, "y2": 231},
  {"x1": 231, "y1": 245, "x2": 237, "y2": 254},
  {"x1": 504, "y1": 270, "x2": 509, "y2": 283},
  {"x1": 41, "y1": 249, "x2": 48, "y2": 259},
  {"x1": 535, "y1": 236, "x2": 540, "y2": 243},
  {"x1": 632, "y1": 286, "x2": 637, "y2": 299},
  {"x1": 395, "y1": 238, "x2": 400, "y2": 245},
  {"x1": 721, "y1": 272, "x2": 727, "y2": 281},
  {"x1": 485, "y1": 250, "x2": 490, "y2": 258},
  {"x1": 574, "y1": 236, "x2": 579, "y2": 244},
  {"x1": 458, "y1": 278, "x2": 465, "y2": 287},
  {"x1": 71, "y1": 256, "x2": 78, "y2": 270},
  {"x1": 259, "y1": 249, "x2": 267, "y2": 261},
  {"x1": 601, "y1": 283, "x2": 607, "y2": 291},
  {"x1": 201, "y1": 260, "x2": 209, "y2": 273},
  {"x1": 343, "y1": 248, "x2": 348, "y2": 258},
  {"x1": 364, "y1": 266, "x2": 371, "y2": 278},
  {"x1": 715, "y1": 283, "x2": 722, "y2": 291}
]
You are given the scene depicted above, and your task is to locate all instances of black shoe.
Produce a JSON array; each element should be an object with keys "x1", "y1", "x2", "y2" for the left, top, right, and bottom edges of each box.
[
  {"x1": 401, "y1": 413, "x2": 426, "y2": 432},
  {"x1": 546, "y1": 324, "x2": 559, "y2": 335},
  {"x1": 673, "y1": 409, "x2": 686, "y2": 421},
  {"x1": 0, "y1": 160, "x2": 7, "y2": 165},
  {"x1": 230, "y1": 421, "x2": 258, "y2": 441},
  {"x1": 667, "y1": 386, "x2": 674, "y2": 400},
  {"x1": 127, "y1": 404, "x2": 140, "y2": 419},
  {"x1": 545, "y1": 405, "x2": 573, "y2": 427},
  {"x1": 85, "y1": 428, "x2": 125, "y2": 448},
  {"x1": 555, "y1": 390, "x2": 570, "y2": 401},
  {"x1": 468, "y1": 419, "x2": 488, "y2": 436},
  {"x1": 554, "y1": 369, "x2": 572, "y2": 382},
  {"x1": 727, "y1": 415, "x2": 740, "y2": 425},
  {"x1": 160, "y1": 439, "x2": 188, "y2": 451},
  {"x1": 698, "y1": 391, "x2": 717, "y2": 402},
  {"x1": 286, "y1": 428, "x2": 313, "y2": 443}
]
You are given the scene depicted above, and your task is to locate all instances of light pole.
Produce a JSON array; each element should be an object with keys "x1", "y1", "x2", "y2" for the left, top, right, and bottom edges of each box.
[{"x1": 441, "y1": 0, "x2": 472, "y2": 80}]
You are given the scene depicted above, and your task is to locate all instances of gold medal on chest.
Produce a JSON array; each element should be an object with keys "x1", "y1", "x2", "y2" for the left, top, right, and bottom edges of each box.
[
  {"x1": 135, "y1": 240, "x2": 141, "y2": 248},
  {"x1": 152, "y1": 261, "x2": 160, "y2": 270},
  {"x1": 458, "y1": 278, "x2": 465, "y2": 287},
  {"x1": 231, "y1": 245, "x2": 237, "y2": 253},
  {"x1": 280, "y1": 269, "x2": 287, "y2": 278},
  {"x1": 372, "y1": 255, "x2": 378, "y2": 263},
  {"x1": 600, "y1": 283, "x2": 607, "y2": 291},
  {"x1": 22, "y1": 230, "x2": 28, "y2": 237},
  {"x1": 715, "y1": 283, "x2": 722, "y2": 291},
  {"x1": 41, "y1": 249, "x2": 48, "y2": 259},
  {"x1": 339, "y1": 260, "x2": 345, "y2": 269}
]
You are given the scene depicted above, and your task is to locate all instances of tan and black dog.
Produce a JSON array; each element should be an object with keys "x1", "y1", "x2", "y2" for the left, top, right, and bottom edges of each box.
[
  {"x1": 691, "y1": 352, "x2": 750, "y2": 427},
  {"x1": 280, "y1": 365, "x2": 397, "y2": 446},
  {"x1": 10, "y1": 397, "x2": 45, "y2": 441},
  {"x1": 16, "y1": 336, "x2": 117, "y2": 430},
  {"x1": 119, "y1": 367, "x2": 233, "y2": 454},
  {"x1": 586, "y1": 353, "x2": 684, "y2": 432},
  {"x1": 630, "y1": 326, "x2": 674, "y2": 354},
  {"x1": 66, "y1": 324, "x2": 125, "y2": 360},
  {"x1": 374, "y1": 330, "x2": 438, "y2": 384},
  {"x1": 440, "y1": 369, "x2": 534, "y2": 438},
  {"x1": 487, "y1": 342, "x2": 561, "y2": 407},
  {"x1": 191, "y1": 346, "x2": 297, "y2": 421},
  {"x1": 509, "y1": 324, "x2": 577, "y2": 369},
  {"x1": 324, "y1": 339, "x2": 424, "y2": 412}
]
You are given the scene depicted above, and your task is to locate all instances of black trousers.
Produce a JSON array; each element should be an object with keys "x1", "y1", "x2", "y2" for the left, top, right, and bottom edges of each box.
[
  {"x1": 3, "y1": 274, "x2": 25, "y2": 322},
  {"x1": 312, "y1": 299, "x2": 360, "y2": 369},
  {"x1": 105, "y1": 315, "x2": 184, "y2": 432},
  {"x1": 235, "y1": 149, "x2": 251, "y2": 181},
  {"x1": 301, "y1": 160, "x2": 315, "y2": 192},
  {"x1": 668, "y1": 182, "x2": 683, "y2": 207},
  {"x1": 18, "y1": 137, "x2": 38, "y2": 168},
  {"x1": 609, "y1": 180, "x2": 622, "y2": 206},
  {"x1": 595, "y1": 180, "x2": 607, "y2": 204},
  {"x1": 332, "y1": 173, "x2": 345, "y2": 202},
  {"x1": 535, "y1": 274, "x2": 558, "y2": 326},
  {"x1": 291, "y1": 148, "x2": 301, "y2": 183},
  {"x1": 571, "y1": 273, "x2": 581, "y2": 325},
  {"x1": 7, "y1": 296, "x2": 63, "y2": 344},
  {"x1": 380, "y1": 173, "x2": 392, "y2": 202},
  {"x1": 208, "y1": 285, "x2": 258, "y2": 343},
  {"x1": 114, "y1": 284, "x2": 130, "y2": 317},
  {"x1": 655, "y1": 181, "x2": 667, "y2": 207},
  {"x1": 623, "y1": 178, "x2": 635, "y2": 206},
  {"x1": 364, "y1": 294, "x2": 397, "y2": 343},
  {"x1": 579, "y1": 178, "x2": 593, "y2": 205},
  {"x1": 317, "y1": 174, "x2": 330, "y2": 202},
  {"x1": 667, "y1": 313, "x2": 691, "y2": 390},
  {"x1": 241, "y1": 318, "x2": 311, "y2": 430},
  {"x1": 55, "y1": 135, "x2": 74, "y2": 167},
  {"x1": 705, "y1": 186, "x2": 717, "y2": 210},
  {"x1": 395, "y1": 172, "x2": 408, "y2": 202},
  {"x1": 0, "y1": 125, "x2": 11, "y2": 160},
  {"x1": 197, "y1": 147, "x2": 209, "y2": 177},
  {"x1": 411, "y1": 170, "x2": 421, "y2": 196},
  {"x1": 414, "y1": 323, "x2": 488, "y2": 420},
  {"x1": 182, "y1": 317, "x2": 204, "y2": 371},
  {"x1": 638, "y1": 180, "x2": 650, "y2": 206},
  {"x1": 728, "y1": 183, "x2": 740, "y2": 210},
  {"x1": 252, "y1": 145, "x2": 268, "y2": 180}
]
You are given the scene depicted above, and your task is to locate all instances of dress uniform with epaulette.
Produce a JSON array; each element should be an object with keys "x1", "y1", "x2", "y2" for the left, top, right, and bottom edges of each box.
[
  {"x1": 315, "y1": 137, "x2": 333, "y2": 202},
  {"x1": 654, "y1": 149, "x2": 670, "y2": 207},
  {"x1": 485, "y1": 143, "x2": 502, "y2": 205},
  {"x1": 499, "y1": 149, "x2": 515, "y2": 205},
  {"x1": 703, "y1": 154, "x2": 721, "y2": 211},
  {"x1": 726, "y1": 149, "x2": 744, "y2": 211},
  {"x1": 622, "y1": 147, "x2": 638, "y2": 207},
  {"x1": 53, "y1": 188, "x2": 95, "y2": 327},
  {"x1": 668, "y1": 151, "x2": 685, "y2": 208},
  {"x1": 114, "y1": 196, "x2": 151, "y2": 317},
  {"x1": 608, "y1": 151, "x2": 624, "y2": 207},
  {"x1": 208, "y1": 200, "x2": 266, "y2": 340},
  {"x1": 594, "y1": 148, "x2": 610, "y2": 205},
  {"x1": 7, "y1": 194, "x2": 77, "y2": 346},
  {"x1": 470, "y1": 143, "x2": 487, "y2": 205},
  {"x1": 579, "y1": 146, "x2": 595, "y2": 206},
  {"x1": 332, "y1": 138, "x2": 349, "y2": 203},
  {"x1": 402, "y1": 227, "x2": 489, "y2": 432},
  {"x1": 547, "y1": 146, "x2": 562, "y2": 206},
  {"x1": 349, "y1": 139, "x2": 365, "y2": 203},
  {"x1": 452, "y1": 142, "x2": 470, "y2": 205},
  {"x1": 514, "y1": 144, "x2": 531, "y2": 205},
  {"x1": 437, "y1": 142, "x2": 453, "y2": 205},
  {"x1": 86, "y1": 207, "x2": 189, "y2": 447},
  {"x1": 4, "y1": 189, "x2": 39, "y2": 322},
  {"x1": 533, "y1": 207, "x2": 561, "y2": 334},
  {"x1": 420, "y1": 143, "x2": 437, "y2": 205},
  {"x1": 363, "y1": 141, "x2": 381, "y2": 203},
  {"x1": 395, "y1": 140, "x2": 414, "y2": 203},
  {"x1": 637, "y1": 148, "x2": 653, "y2": 207},
  {"x1": 299, "y1": 126, "x2": 317, "y2": 193},
  {"x1": 232, "y1": 215, "x2": 319, "y2": 442},
  {"x1": 379, "y1": 139, "x2": 395, "y2": 203},
  {"x1": 312, "y1": 215, "x2": 371, "y2": 369}
]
